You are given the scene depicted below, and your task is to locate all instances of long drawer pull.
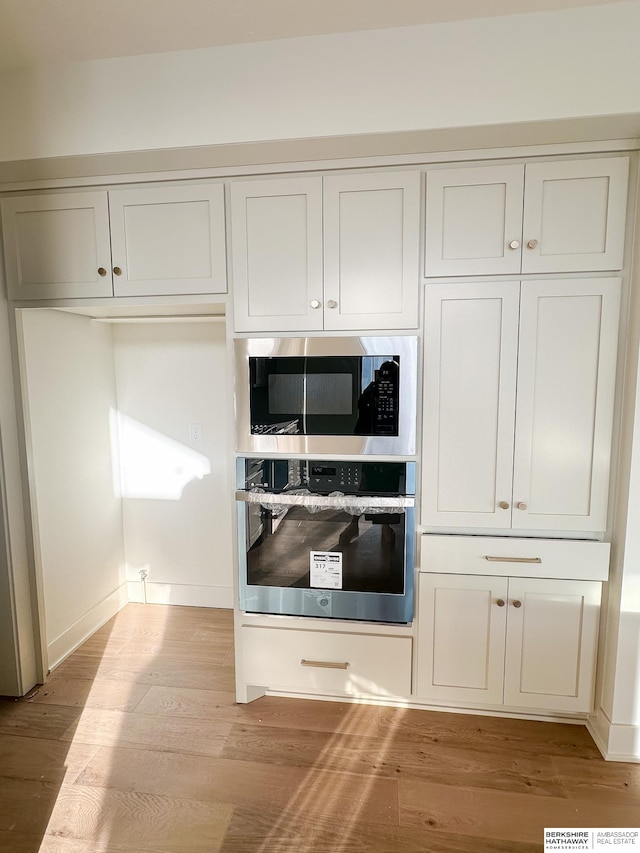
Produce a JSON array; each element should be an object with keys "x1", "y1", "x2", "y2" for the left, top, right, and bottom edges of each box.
[
  {"x1": 301, "y1": 659, "x2": 349, "y2": 670},
  {"x1": 484, "y1": 555, "x2": 542, "y2": 564}
]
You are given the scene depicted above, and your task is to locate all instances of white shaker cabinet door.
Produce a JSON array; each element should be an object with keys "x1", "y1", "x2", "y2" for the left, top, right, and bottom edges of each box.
[
  {"x1": 1, "y1": 192, "x2": 113, "y2": 300},
  {"x1": 417, "y1": 573, "x2": 508, "y2": 705},
  {"x1": 422, "y1": 282, "x2": 520, "y2": 528},
  {"x1": 512, "y1": 278, "x2": 621, "y2": 532},
  {"x1": 323, "y1": 171, "x2": 420, "y2": 330},
  {"x1": 521, "y1": 157, "x2": 629, "y2": 273},
  {"x1": 108, "y1": 184, "x2": 227, "y2": 297},
  {"x1": 503, "y1": 577, "x2": 601, "y2": 713},
  {"x1": 424, "y1": 165, "x2": 525, "y2": 277},
  {"x1": 230, "y1": 177, "x2": 324, "y2": 332}
]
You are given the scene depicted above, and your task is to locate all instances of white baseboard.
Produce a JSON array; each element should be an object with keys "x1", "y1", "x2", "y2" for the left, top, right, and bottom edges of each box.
[
  {"x1": 587, "y1": 706, "x2": 640, "y2": 762},
  {"x1": 47, "y1": 582, "x2": 129, "y2": 672},
  {"x1": 126, "y1": 580, "x2": 233, "y2": 609}
]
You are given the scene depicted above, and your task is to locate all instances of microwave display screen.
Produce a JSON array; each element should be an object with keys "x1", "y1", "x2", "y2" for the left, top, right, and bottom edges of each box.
[{"x1": 249, "y1": 355, "x2": 399, "y2": 437}]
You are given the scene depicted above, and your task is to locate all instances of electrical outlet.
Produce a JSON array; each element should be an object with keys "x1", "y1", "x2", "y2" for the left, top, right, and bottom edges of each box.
[{"x1": 189, "y1": 422, "x2": 202, "y2": 443}]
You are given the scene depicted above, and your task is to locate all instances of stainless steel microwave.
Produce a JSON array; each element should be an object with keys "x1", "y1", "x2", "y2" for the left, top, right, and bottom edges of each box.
[{"x1": 233, "y1": 336, "x2": 417, "y2": 455}]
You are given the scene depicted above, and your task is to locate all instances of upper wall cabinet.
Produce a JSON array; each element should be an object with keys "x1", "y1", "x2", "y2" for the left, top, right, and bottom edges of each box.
[
  {"x1": 1, "y1": 184, "x2": 227, "y2": 300},
  {"x1": 424, "y1": 157, "x2": 629, "y2": 277},
  {"x1": 230, "y1": 171, "x2": 420, "y2": 332},
  {"x1": 421, "y1": 277, "x2": 621, "y2": 534}
]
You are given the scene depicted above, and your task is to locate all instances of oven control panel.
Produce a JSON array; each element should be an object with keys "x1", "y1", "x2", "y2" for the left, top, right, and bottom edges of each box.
[{"x1": 308, "y1": 463, "x2": 363, "y2": 493}]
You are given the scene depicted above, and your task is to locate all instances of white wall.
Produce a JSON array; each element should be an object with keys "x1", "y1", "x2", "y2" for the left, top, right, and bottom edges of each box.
[
  {"x1": 113, "y1": 321, "x2": 233, "y2": 608},
  {"x1": 0, "y1": 2, "x2": 640, "y2": 162},
  {"x1": 18, "y1": 310, "x2": 127, "y2": 668}
]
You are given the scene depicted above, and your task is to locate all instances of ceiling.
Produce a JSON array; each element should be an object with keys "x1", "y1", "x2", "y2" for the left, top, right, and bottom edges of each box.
[{"x1": 0, "y1": 0, "x2": 629, "y2": 73}]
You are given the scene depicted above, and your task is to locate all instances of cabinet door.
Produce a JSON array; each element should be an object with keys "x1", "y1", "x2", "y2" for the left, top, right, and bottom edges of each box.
[
  {"x1": 422, "y1": 282, "x2": 520, "y2": 528},
  {"x1": 1, "y1": 192, "x2": 113, "y2": 300},
  {"x1": 503, "y1": 577, "x2": 601, "y2": 712},
  {"x1": 230, "y1": 177, "x2": 323, "y2": 332},
  {"x1": 417, "y1": 573, "x2": 508, "y2": 704},
  {"x1": 512, "y1": 278, "x2": 621, "y2": 532},
  {"x1": 108, "y1": 184, "x2": 227, "y2": 297},
  {"x1": 424, "y1": 165, "x2": 524, "y2": 277},
  {"x1": 522, "y1": 157, "x2": 629, "y2": 273},
  {"x1": 323, "y1": 171, "x2": 420, "y2": 330}
]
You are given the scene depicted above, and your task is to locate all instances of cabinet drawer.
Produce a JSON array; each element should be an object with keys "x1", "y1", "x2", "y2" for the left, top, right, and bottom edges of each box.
[
  {"x1": 240, "y1": 626, "x2": 412, "y2": 697},
  {"x1": 421, "y1": 535, "x2": 610, "y2": 581}
]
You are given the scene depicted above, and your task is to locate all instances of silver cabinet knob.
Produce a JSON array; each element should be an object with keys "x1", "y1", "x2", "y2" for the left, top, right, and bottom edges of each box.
[
  {"x1": 516, "y1": 502, "x2": 527, "y2": 510},
  {"x1": 508, "y1": 240, "x2": 520, "y2": 250},
  {"x1": 498, "y1": 501, "x2": 510, "y2": 510},
  {"x1": 526, "y1": 239, "x2": 538, "y2": 250},
  {"x1": 310, "y1": 300, "x2": 321, "y2": 309},
  {"x1": 326, "y1": 299, "x2": 337, "y2": 309}
]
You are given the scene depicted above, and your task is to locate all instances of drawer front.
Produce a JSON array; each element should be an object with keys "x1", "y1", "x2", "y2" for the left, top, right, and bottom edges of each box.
[
  {"x1": 421, "y1": 535, "x2": 610, "y2": 581},
  {"x1": 240, "y1": 626, "x2": 412, "y2": 697}
]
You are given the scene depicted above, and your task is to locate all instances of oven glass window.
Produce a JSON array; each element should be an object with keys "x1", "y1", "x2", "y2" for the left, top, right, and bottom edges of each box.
[
  {"x1": 246, "y1": 506, "x2": 405, "y2": 594},
  {"x1": 268, "y1": 373, "x2": 353, "y2": 415}
]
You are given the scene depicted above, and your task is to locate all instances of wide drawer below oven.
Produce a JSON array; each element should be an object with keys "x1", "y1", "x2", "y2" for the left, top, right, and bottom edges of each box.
[
  {"x1": 240, "y1": 625, "x2": 412, "y2": 697},
  {"x1": 421, "y1": 535, "x2": 610, "y2": 581}
]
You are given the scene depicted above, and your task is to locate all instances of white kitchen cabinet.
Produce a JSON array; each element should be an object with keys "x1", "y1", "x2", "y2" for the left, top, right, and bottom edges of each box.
[
  {"x1": 417, "y1": 572, "x2": 601, "y2": 713},
  {"x1": 1, "y1": 184, "x2": 227, "y2": 300},
  {"x1": 1, "y1": 192, "x2": 113, "y2": 300},
  {"x1": 240, "y1": 624, "x2": 412, "y2": 698},
  {"x1": 425, "y1": 157, "x2": 629, "y2": 277},
  {"x1": 230, "y1": 171, "x2": 420, "y2": 332},
  {"x1": 421, "y1": 278, "x2": 621, "y2": 533}
]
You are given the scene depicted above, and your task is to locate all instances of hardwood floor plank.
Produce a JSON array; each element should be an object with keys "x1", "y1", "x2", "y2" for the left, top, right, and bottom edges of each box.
[
  {"x1": 28, "y1": 676, "x2": 151, "y2": 712},
  {"x1": 0, "y1": 700, "x2": 81, "y2": 740},
  {"x1": 0, "y1": 777, "x2": 64, "y2": 835},
  {"x1": 379, "y1": 706, "x2": 601, "y2": 759},
  {"x1": 234, "y1": 695, "x2": 380, "y2": 737},
  {"x1": 221, "y1": 720, "x2": 565, "y2": 796},
  {"x1": 116, "y1": 636, "x2": 232, "y2": 664},
  {"x1": 218, "y1": 805, "x2": 541, "y2": 853},
  {"x1": 74, "y1": 745, "x2": 399, "y2": 826},
  {"x1": 59, "y1": 707, "x2": 232, "y2": 756},
  {"x1": 45, "y1": 783, "x2": 233, "y2": 852},
  {"x1": 0, "y1": 734, "x2": 98, "y2": 784},
  {"x1": 133, "y1": 686, "x2": 242, "y2": 721},
  {"x1": 552, "y1": 753, "x2": 640, "y2": 803},
  {"x1": 399, "y1": 778, "x2": 640, "y2": 845},
  {"x1": 53, "y1": 654, "x2": 236, "y2": 691}
]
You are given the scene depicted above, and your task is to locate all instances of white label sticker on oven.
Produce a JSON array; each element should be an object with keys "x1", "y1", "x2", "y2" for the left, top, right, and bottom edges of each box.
[{"x1": 310, "y1": 551, "x2": 343, "y2": 589}]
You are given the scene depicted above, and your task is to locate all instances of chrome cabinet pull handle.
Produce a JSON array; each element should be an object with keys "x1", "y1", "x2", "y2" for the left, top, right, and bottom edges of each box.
[
  {"x1": 484, "y1": 555, "x2": 542, "y2": 564},
  {"x1": 301, "y1": 659, "x2": 349, "y2": 670}
]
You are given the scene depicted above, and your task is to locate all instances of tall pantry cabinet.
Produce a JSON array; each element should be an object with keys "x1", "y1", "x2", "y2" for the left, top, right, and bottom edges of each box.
[{"x1": 418, "y1": 154, "x2": 630, "y2": 715}]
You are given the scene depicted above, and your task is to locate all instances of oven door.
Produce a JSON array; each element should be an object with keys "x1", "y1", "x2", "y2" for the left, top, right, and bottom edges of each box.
[{"x1": 237, "y1": 491, "x2": 415, "y2": 624}]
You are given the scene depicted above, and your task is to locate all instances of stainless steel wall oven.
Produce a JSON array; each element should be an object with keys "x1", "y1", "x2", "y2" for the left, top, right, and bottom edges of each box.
[
  {"x1": 236, "y1": 458, "x2": 416, "y2": 624},
  {"x1": 234, "y1": 336, "x2": 417, "y2": 456}
]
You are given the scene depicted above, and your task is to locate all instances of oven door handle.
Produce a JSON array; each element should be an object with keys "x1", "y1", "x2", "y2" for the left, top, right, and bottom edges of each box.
[{"x1": 236, "y1": 491, "x2": 415, "y2": 510}]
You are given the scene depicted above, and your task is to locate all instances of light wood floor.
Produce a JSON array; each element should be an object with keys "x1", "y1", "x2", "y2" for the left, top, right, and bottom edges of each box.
[{"x1": 1, "y1": 604, "x2": 639, "y2": 852}]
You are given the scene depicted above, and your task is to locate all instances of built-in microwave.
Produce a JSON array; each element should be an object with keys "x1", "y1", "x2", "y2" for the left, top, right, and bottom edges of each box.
[{"x1": 233, "y1": 336, "x2": 417, "y2": 455}]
